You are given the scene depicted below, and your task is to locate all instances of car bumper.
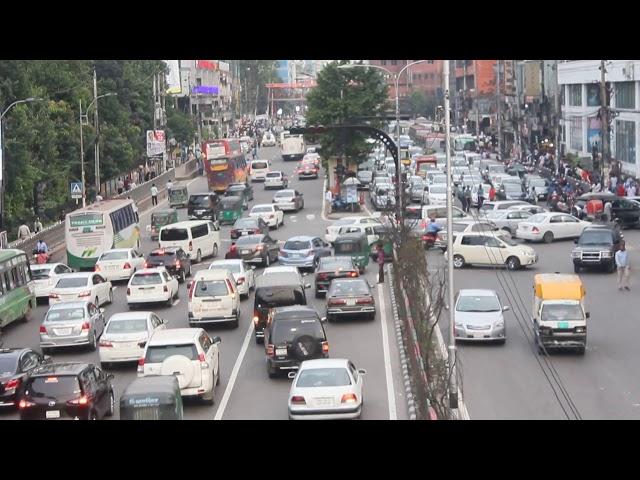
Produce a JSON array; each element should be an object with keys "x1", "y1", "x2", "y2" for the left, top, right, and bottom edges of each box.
[
  {"x1": 289, "y1": 404, "x2": 362, "y2": 420},
  {"x1": 0, "y1": 391, "x2": 18, "y2": 407},
  {"x1": 265, "y1": 182, "x2": 284, "y2": 189},
  {"x1": 188, "y1": 213, "x2": 215, "y2": 220},
  {"x1": 40, "y1": 333, "x2": 92, "y2": 348},
  {"x1": 516, "y1": 231, "x2": 543, "y2": 241},
  {"x1": 279, "y1": 256, "x2": 314, "y2": 267},
  {"x1": 538, "y1": 333, "x2": 586, "y2": 349},
  {"x1": 327, "y1": 306, "x2": 376, "y2": 316},
  {"x1": 99, "y1": 346, "x2": 145, "y2": 363},
  {"x1": 299, "y1": 172, "x2": 318, "y2": 179},
  {"x1": 274, "y1": 202, "x2": 297, "y2": 211},
  {"x1": 572, "y1": 256, "x2": 614, "y2": 267},
  {"x1": 315, "y1": 281, "x2": 331, "y2": 293},
  {"x1": 98, "y1": 268, "x2": 135, "y2": 281},
  {"x1": 127, "y1": 294, "x2": 171, "y2": 304},
  {"x1": 239, "y1": 252, "x2": 265, "y2": 263},
  {"x1": 455, "y1": 326, "x2": 505, "y2": 341},
  {"x1": 251, "y1": 175, "x2": 266, "y2": 182},
  {"x1": 520, "y1": 255, "x2": 538, "y2": 266},
  {"x1": 188, "y1": 312, "x2": 237, "y2": 323}
]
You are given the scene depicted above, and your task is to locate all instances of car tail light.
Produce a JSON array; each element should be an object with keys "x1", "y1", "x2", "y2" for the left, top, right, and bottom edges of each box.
[
  {"x1": 328, "y1": 298, "x2": 347, "y2": 305},
  {"x1": 349, "y1": 271, "x2": 358, "y2": 277},
  {"x1": 39, "y1": 325, "x2": 47, "y2": 333},
  {"x1": 532, "y1": 226, "x2": 539, "y2": 233},
  {"x1": 127, "y1": 288, "x2": 131, "y2": 295},
  {"x1": 3, "y1": 378, "x2": 20, "y2": 390},
  {"x1": 341, "y1": 393, "x2": 357, "y2": 404},
  {"x1": 175, "y1": 260, "x2": 181, "y2": 268},
  {"x1": 143, "y1": 261, "x2": 150, "y2": 268},
  {"x1": 356, "y1": 297, "x2": 374, "y2": 304},
  {"x1": 163, "y1": 285, "x2": 168, "y2": 292},
  {"x1": 255, "y1": 244, "x2": 264, "y2": 251},
  {"x1": 231, "y1": 229, "x2": 239, "y2": 236},
  {"x1": 279, "y1": 250, "x2": 288, "y2": 257},
  {"x1": 99, "y1": 340, "x2": 113, "y2": 348},
  {"x1": 252, "y1": 229, "x2": 261, "y2": 234},
  {"x1": 321, "y1": 341, "x2": 329, "y2": 354},
  {"x1": 266, "y1": 344, "x2": 275, "y2": 358},
  {"x1": 226, "y1": 279, "x2": 235, "y2": 294},
  {"x1": 188, "y1": 282, "x2": 195, "y2": 300},
  {"x1": 67, "y1": 396, "x2": 89, "y2": 406},
  {"x1": 317, "y1": 273, "x2": 329, "y2": 280},
  {"x1": 236, "y1": 277, "x2": 245, "y2": 285},
  {"x1": 18, "y1": 399, "x2": 35, "y2": 409},
  {"x1": 137, "y1": 358, "x2": 145, "y2": 373},
  {"x1": 48, "y1": 293, "x2": 59, "y2": 299},
  {"x1": 198, "y1": 352, "x2": 210, "y2": 368},
  {"x1": 78, "y1": 291, "x2": 91, "y2": 297},
  {"x1": 253, "y1": 312, "x2": 259, "y2": 325},
  {"x1": 81, "y1": 322, "x2": 90, "y2": 331},
  {"x1": 94, "y1": 264, "x2": 101, "y2": 272},
  {"x1": 123, "y1": 262, "x2": 131, "y2": 270},
  {"x1": 188, "y1": 240, "x2": 193, "y2": 251},
  {"x1": 290, "y1": 396, "x2": 306, "y2": 405}
]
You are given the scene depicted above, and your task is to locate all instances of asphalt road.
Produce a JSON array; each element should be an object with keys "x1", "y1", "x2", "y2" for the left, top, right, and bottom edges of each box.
[
  {"x1": 430, "y1": 210, "x2": 640, "y2": 419},
  {"x1": 0, "y1": 145, "x2": 407, "y2": 420}
]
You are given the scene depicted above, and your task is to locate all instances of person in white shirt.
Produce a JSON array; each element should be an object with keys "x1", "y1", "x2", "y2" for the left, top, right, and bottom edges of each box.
[
  {"x1": 615, "y1": 241, "x2": 631, "y2": 291},
  {"x1": 325, "y1": 189, "x2": 333, "y2": 214},
  {"x1": 627, "y1": 184, "x2": 637, "y2": 197},
  {"x1": 166, "y1": 179, "x2": 173, "y2": 192},
  {"x1": 150, "y1": 184, "x2": 159, "y2": 206}
]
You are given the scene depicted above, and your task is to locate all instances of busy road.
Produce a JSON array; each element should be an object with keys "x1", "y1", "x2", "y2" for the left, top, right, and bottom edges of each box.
[{"x1": 0, "y1": 145, "x2": 408, "y2": 420}]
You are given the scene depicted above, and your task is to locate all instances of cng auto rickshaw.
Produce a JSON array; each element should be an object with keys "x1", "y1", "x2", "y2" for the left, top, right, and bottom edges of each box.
[
  {"x1": 218, "y1": 196, "x2": 244, "y2": 225},
  {"x1": 148, "y1": 208, "x2": 178, "y2": 240},
  {"x1": 168, "y1": 181, "x2": 189, "y2": 208},
  {"x1": 119, "y1": 376, "x2": 184, "y2": 420},
  {"x1": 333, "y1": 232, "x2": 370, "y2": 273}
]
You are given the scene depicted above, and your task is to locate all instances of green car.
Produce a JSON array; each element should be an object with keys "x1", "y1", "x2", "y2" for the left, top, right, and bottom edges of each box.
[
  {"x1": 148, "y1": 209, "x2": 178, "y2": 240},
  {"x1": 334, "y1": 232, "x2": 370, "y2": 273},
  {"x1": 218, "y1": 196, "x2": 244, "y2": 225},
  {"x1": 168, "y1": 182, "x2": 189, "y2": 208},
  {"x1": 225, "y1": 183, "x2": 252, "y2": 210}
]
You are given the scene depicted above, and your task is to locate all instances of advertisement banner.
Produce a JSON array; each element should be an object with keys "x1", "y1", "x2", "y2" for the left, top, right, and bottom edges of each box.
[
  {"x1": 147, "y1": 130, "x2": 166, "y2": 157},
  {"x1": 587, "y1": 117, "x2": 602, "y2": 149},
  {"x1": 164, "y1": 60, "x2": 182, "y2": 95}
]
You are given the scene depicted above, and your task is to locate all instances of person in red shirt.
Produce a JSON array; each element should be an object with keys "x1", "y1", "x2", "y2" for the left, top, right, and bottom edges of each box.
[
  {"x1": 617, "y1": 182, "x2": 625, "y2": 197},
  {"x1": 489, "y1": 184, "x2": 496, "y2": 201}
]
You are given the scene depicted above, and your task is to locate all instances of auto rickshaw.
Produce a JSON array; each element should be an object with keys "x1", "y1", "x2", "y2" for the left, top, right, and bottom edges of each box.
[
  {"x1": 225, "y1": 185, "x2": 250, "y2": 210},
  {"x1": 119, "y1": 376, "x2": 184, "y2": 420},
  {"x1": 168, "y1": 181, "x2": 189, "y2": 208},
  {"x1": 370, "y1": 224, "x2": 393, "y2": 261},
  {"x1": 148, "y1": 208, "x2": 178, "y2": 240},
  {"x1": 333, "y1": 232, "x2": 370, "y2": 273},
  {"x1": 218, "y1": 196, "x2": 244, "y2": 225}
]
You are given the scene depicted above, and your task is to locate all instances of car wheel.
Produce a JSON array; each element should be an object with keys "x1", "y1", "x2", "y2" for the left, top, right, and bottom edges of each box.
[
  {"x1": 195, "y1": 249, "x2": 202, "y2": 263},
  {"x1": 108, "y1": 289, "x2": 113, "y2": 305},
  {"x1": 255, "y1": 336, "x2": 263, "y2": 345},
  {"x1": 453, "y1": 255, "x2": 465, "y2": 269},
  {"x1": 89, "y1": 332, "x2": 98, "y2": 351},
  {"x1": 608, "y1": 262, "x2": 616, "y2": 274},
  {"x1": 201, "y1": 384, "x2": 214, "y2": 405},
  {"x1": 233, "y1": 310, "x2": 240, "y2": 328},
  {"x1": 42, "y1": 347, "x2": 51, "y2": 355},
  {"x1": 106, "y1": 390, "x2": 115, "y2": 417},
  {"x1": 577, "y1": 346, "x2": 586, "y2": 355},
  {"x1": 101, "y1": 362, "x2": 112, "y2": 369},
  {"x1": 506, "y1": 256, "x2": 521, "y2": 271},
  {"x1": 264, "y1": 254, "x2": 270, "y2": 267},
  {"x1": 166, "y1": 295, "x2": 173, "y2": 307},
  {"x1": 573, "y1": 264, "x2": 581, "y2": 274},
  {"x1": 89, "y1": 411, "x2": 98, "y2": 421},
  {"x1": 543, "y1": 231, "x2": 554, "y2": 243},
  {"x1": 315, "y1": 290, "x2": 323, "y2": 299},
  {"x1": 213, "y1": 243, "x2": 218, "y2": 258},
  {"x1": 267, "y1": 363, "x2": 277, "y2": 378}
]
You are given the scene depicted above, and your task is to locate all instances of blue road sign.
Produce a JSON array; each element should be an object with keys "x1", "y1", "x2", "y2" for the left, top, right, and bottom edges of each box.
[{"x1": 70, "y1": 182, "x2": 83, "y2": 199}]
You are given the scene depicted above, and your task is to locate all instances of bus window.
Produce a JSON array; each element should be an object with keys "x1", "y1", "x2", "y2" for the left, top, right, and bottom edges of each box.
[{"x1": 5, "y1": 271, "x2": 15, "y2": 290}]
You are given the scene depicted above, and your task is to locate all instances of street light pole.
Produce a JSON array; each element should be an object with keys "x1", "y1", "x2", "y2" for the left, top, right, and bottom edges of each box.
[
  {"x1": 79, "y1": 99, "x2": 87, "y2": 208},
  {"x1": 93, "y1": 68, "x2": 101, "y2": 193}
]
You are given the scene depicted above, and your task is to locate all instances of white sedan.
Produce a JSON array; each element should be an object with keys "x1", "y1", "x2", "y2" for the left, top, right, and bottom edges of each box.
[
  {"x1": 249, "y1": 204, "x2": 284, "y2": 229},
  {"x1": 516, "y1": 212, "x2": 591, "y2": 243},
  {"x1": 324, "y1": 216, "x2": 381, "y2": 244},
  {"x1": 264, "y1": 171, "x2": 288, "y2": 190},
  {"x1": 208, "y1": 259, "x2": 256, "y2": 299},
  {"x1": 288, "y1": 358, "x2": 366, "y2": 420},
  {"x1": 95, "y1": 248, "x2": 146, "y2": 281},
  {"x1": 49, "y1": 272, "x2": 113, "y2": 307},
  {"x1": 31, "y1": 263, "x2": 73, "y2": 301},
  {"x1": 99, "y1": 311, "x2": 167, "y2": 367},
  {"x1": 126, "y1": 268, "x2": 179, "y2": 308}
]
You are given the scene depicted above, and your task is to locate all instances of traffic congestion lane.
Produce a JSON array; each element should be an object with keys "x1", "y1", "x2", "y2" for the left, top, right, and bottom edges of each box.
[{"x1": 431, "y1": 226, "x2": 640, "y2": 419}]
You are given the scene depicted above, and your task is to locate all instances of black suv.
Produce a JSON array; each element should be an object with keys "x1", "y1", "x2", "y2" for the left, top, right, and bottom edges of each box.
[
  {"x1": 572, "y1": 226, "x2": 623, "y2": 273},
  {"x1": 145, "y1": 247, "x2": 192, "y2": 282},
  {"x1": 19, "y1": 362, "x2": 115, "y2": 420},
  {"x1": 314, "y1": 256, "x2": 360, "y2": 298},
  {"x1": 0, "y1": 348, "x2": 49, "y2": 408},
  {"x1": 188, "y1": 193, "x2": 219, "y2": 221},
  {"x1": 264, "y1": 306, "x2": 328, "y2": 378}
]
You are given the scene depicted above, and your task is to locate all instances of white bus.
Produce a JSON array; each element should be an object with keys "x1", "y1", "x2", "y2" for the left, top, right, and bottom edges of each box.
[{"x1": 65, "y1": 199, "x2": 140, "y2": 270}]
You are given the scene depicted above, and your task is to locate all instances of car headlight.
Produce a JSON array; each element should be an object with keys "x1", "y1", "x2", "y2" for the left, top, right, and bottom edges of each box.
[
  {"x1": 602, "y1": 251, "x2": 613, "y2": 258},
  {"x1": 454, "y1": 322, "x2": 464, "y2": 328},
  {"x1": 575, "y1": 327, "x2": 586, "y2": 333},
  {"x1": 571, "y1": 251, "x2": 581, "y2": 258}
]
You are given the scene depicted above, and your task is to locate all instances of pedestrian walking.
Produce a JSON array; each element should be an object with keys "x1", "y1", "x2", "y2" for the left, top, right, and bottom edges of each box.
[
  {"x1": 95, "y1": 193, "x2": 103, "y2": 202},
  {"x1": 604, "y1": 201, "x2": 613, "y2": 222},
  {"x1": 325, "y1": 188, "x2": 333, "y2": 214},
  {"x1": 150, "y1": 183, "x2": 158, "y2": 206},
  {"x1": 615, "y1": 241, "x2": 631, "y2": 291},
  {"x1": 464, "y1": 186, "x2": 472, "y2": 212},
  {"x1": 477, "y1": 184, "x2": 485, "y2": 208},
  {"x1": 17, "y1": 223, "x2": 31, "y2": 241},
  {"x1": 489, "y1": 184, "x2": 496, "y2": 202},
  {"x1": 627, "y1": 183, "x2": 637, "y2": 197},
  {"x1": 138, "y1": 165, "x2": 144, "y2": 184},
  {"x1": 116, "y1": 178, "x2": 124, "y2": 195},
  {"x1": 376, "y1": 242, "x2": 385, "y2": 284},
  {"x1": 166, "y1": 178, "x2": 174, "y2": 192},
  {"x1": 33, "y1": 217, "x2": 43, "y2": 234}
]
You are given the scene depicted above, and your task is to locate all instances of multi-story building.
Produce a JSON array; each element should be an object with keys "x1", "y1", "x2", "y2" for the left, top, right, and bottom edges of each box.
[
  {"x1": 559, "y1": 60, "x2": 640, "y2": 177},
  {"x1": 369, "y1": 60, "x2": 443, "y2": 111}
]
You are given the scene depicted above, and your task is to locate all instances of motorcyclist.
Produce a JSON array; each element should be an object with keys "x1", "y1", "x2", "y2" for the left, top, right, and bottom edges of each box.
[{"x1": 36, "y1": 239, "x2": 48, "y2": 254}]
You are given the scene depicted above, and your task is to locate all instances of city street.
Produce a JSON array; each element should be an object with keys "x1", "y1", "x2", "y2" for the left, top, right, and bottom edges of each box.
[{"x1": 0, "y1": 145, "x2": 408, "y2": 420}]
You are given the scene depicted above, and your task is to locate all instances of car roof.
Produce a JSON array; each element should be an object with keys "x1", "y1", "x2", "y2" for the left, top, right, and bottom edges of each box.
[
  {"x1": 263, "y1": 266, "x2": 300, "y2": 274},
  {"x1": 160, "y1": 220, "x2": 211, "y2": 228},
  {"x1": 273, "y1": 305, "x2": 318, "y2": 315},
  {"x1": 150, "y1": 247, "x2": 180, "y2": 255},
  {"x1": 58, "y1": 272, "x2": 94, "y2": 279},
  {"x1": 0, "y1": 347, "x2": 32, "y2": 359},
  {"x1": 275, "y1": 189, "x2": 295, "y2": 194},
  {"x1": 31, "y1": 362, "x2": 91, "y2": 377},
  {"x1": 319, "y1": 256, "x2": 354, "y2": 266},
  {"x1": 107, "y1": 312, "x2": 153, "y2": 322},
  {"x1": 48, "y1": 301, "x2": 90, "y2": 309},
  {"x1": 31, "y1": 263, "x2": 60, "y2": 270},
  {"x1": 210, "y1": 259, "x2": 243, "y2": 266},
  {"x1": 133, "y1": 268, "x2": 168, "y2": 275},
  {"x1": 149, "y1": 328, "x2": 202, "y2": 345},
  {"x1": 255, "y1": 273, "x2": 302, "y2": 288},
  {"x1": 101, "y1": 248, "x2": 132, "y2": 253},
  {"x1": 284, "y1": 236, "x2": 315, "y2": 243},
  {"x1": 193, "y1": 269, "x2": 233, "y2": 281},
  {"x1": 252, "y1": 204, "x2": 275, "y2": 209},
  {"x1": 235, "y1": 234, "x2": 266, "y2": 242},
  {"x1": 121, "y1": 375, "x2": 179, "y2": 397},
  {"x1": 299, "y1": 358, "x2": 350, "y2": 369},
  {"x1": 458, "y1": 289, "x2": 498, "y2": 297}
]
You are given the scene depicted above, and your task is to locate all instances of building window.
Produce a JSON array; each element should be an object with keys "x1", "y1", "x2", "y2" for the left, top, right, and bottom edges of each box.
[
  {"x1": 380, "y1": 60, "x2": 387, "y2": 66},
  {"x1": 616, "y1": 81, "x2": 635, "y2": 109},
  {"x1": 568, "y1": 84, "x2": 582, "y2": 106},
  {"x1": 570, "y1": 117, "x2": 583, "y2": 151},
  {"x1": 586, "y1": 84, "x2": 600, "y2": 106},
  {"x1": 616, "y1": 120, "x2": 636, "y2": 164}
]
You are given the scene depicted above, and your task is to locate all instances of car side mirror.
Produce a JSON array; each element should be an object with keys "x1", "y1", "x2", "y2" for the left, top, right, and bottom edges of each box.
[
  {"x1": 574, "y1": 239, "x2": 578, "y2": 244},
  {"x1": 358, "y1": 368, "x2": 367, "y2": 375},
  {"x1": 502, "y1": 306, "x2": 510, "y2": 312},
  {"x1": 250, "y1": 265, "x2": 256, "y2": 270},
  {"x1": 320, "y1": 316, "x2": 327, "y2": 323},
  {"x1": 586, "y1": 312, "x2": 590, "y2": 319},
  {"x1": 287, "y1": 371, "x2": 297, "y2": 379},
  {"x1": 188, "y1": 281, "x2": 194, "y2": 289},
  {"x1": 212, "y1": 336, "x2": 222, "y2": 344},
  {"x1": 99, "y1": 308, "x2": 105, "y2": 314},
  {"x1": 305, "y1": 283, "x2": 311, "y2": 289}
]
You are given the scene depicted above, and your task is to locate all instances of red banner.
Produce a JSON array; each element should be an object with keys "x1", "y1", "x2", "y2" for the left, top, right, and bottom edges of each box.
[{"x1": 197, "y1": 60, "x2": 218, "y2": 70}]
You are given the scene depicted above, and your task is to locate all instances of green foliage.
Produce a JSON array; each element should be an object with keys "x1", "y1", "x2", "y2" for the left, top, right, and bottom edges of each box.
[
  {"x1": 237, "y1": 60, "x2": 279, "y2": 115},
  {"x1": 306, "y1": 62, "x2": 389, "y2": 164},
  {"x1": 166, "y1": 106, "x2": 195, "y2": 145}
]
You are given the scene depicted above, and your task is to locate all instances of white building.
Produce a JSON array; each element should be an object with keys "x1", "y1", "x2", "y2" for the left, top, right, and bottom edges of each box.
[{"x1": 559, "y1": 60, "x2": 639, "y2": 177}]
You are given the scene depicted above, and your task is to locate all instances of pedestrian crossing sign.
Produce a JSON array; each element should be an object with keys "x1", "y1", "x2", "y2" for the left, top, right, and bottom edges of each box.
[{"x1": 70, "y1": 182, "x2": 83, "y2": 199}]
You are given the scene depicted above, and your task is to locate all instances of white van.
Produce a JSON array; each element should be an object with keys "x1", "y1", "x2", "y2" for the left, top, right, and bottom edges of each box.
[
  {"x1": 159, "y1": 220, "x2": 220, "y2": 264},
  {"x1": 188, "y1": 269, "x2": 240, "y2": 328},
  {"x1": 249, "y1": 159, "x2": 270, "y2": 182}
]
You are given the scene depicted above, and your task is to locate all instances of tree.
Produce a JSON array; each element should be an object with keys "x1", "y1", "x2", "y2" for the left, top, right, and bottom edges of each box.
[
  {"x1": 409, "y1": 90, "x2": 428, "y2": 117},
  {"x1": 237, "y1": 60, "x2": 279, "y2": 116},
  {"x1": 305, "y1": 61, "x2": 388, "y2": 164},
  {"x1": 166, "y1": 106, "x2": 195, "y2": 145}
]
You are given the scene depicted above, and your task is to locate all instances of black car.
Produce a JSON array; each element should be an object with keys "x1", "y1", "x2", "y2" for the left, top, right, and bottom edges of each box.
[
  {"x1": 0, "y1": 348, "x2": 49, "y2": 408},
  {"x1": 188, "y1": 193, "x2": 220, "y2": 221},
  {"x1": 19, "y1": 362, "x2": 114, "y2": 420},
  {"x1": 264, "y1": 306, "x2": 328, "y2": 378},
  {"x1": 314, "y1": 256, "x2": 360, "y2": 298},
  {"x1": 572, "y1": 226, "x2": 623, "y2": 273},
  {"x1": 574, "y1": 194, "x2": 640, "y2": 227},
  {"x1": 145, "y1": 247, "x2": 192, "y2": 282},
  {"x1": 235, "y1": 234, "x2": 279, "y2": 267},
  {"x1": 230, "y1": 217, "x2": 269, "y2": 239}
]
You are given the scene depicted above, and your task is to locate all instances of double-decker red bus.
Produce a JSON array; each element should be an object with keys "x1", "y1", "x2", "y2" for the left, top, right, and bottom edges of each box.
[{"x1": 202, "y1": 139, "x2": 248, "y2": 193}]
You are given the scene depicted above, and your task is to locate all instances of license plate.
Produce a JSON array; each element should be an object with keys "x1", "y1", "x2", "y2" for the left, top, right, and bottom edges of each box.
[
  {"x1": 315, "y1": 397, "x2": 334, "y2": 406},
  {"x1": 55, "y1": 328, "x2": 72, "y2": 336},
  {"x1": 46, "y1": 410, "x2": 60, "y2": 419},
  {"x1": 117, "y1": 342, "x2": 140, "y2": 349},
  {"x1": 346, "y1": 299, "x2": 356, "y2": 306},
  {"x1": 558, "y1": 321, "x2": 570, "y2": 329},
  {"x1": 241, "y1": 232, "x2": 248, "y2": 236},
  {"x1": 276, "y1": 348, "x2": 287, "y2": 356},
  {"x1": 108, "y1": 265, "x2": 119, "y2": 271},
  {"x1": 242, "y1": 250, "x2": 250, "y2": 255}
]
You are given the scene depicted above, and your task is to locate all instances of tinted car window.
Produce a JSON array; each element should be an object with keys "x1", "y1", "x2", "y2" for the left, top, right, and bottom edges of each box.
[
  {"x1": 56, "y1": 277, "x2": 89, "y2": 288},
  {"x1": 235, "y1": 218, "x2": 259, "y2": 228},
  {"x1": 189, "y1": 195, "x2": 211, "y2": 206},
  {"x1": 271, "y1": 318, "x2": 324, "y2": 344},
  {"x1": 46, "y1": 307, "x2": 86, "y2": 321},
  {"x1": 131, "y1": 273, "x2": 162, "y2": 285},
  {"x1": 256, "y1": 288, "x2": 305, "y2": 308},
  {"x1": 145, "y1": 344, "x2": 198, "y2": 363},
  {"x1": 194, "y1": 280, "x2": 229, "y2": 297},
  {"x1": 106, "y1": 319, "x2": 148, "y2": 333},
  {"x1": 99, "y1": 251, "x2": 129, "y2": 261},
  {"x1": 191, "y1": 224, "x2": 209, "y2": 239},
  {"x1": 27, "y1": 376, "x2": 81, "y2": 397},
  {"x1": 284, "y1": 240, "x2": 311, "y2": 250},
  {"x1": 160, "y1": 228, "x2": 189, "y2": 241},
  {"x1": 329, "y1": 280, "x2": 370, "y2": 296},
  {"x1": 296, "y1": 368, "x2": 352, "y2": 388}
]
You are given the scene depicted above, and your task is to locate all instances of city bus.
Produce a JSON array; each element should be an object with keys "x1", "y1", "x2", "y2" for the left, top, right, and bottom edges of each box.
[
  {"x1": 65, "y1": 199, "x2": 140, "y2": 270},
  {"x1": 202, "y1": 139, "x2": 248, "y2": 193},
  {"x1": 0, "y1": 249, "x2": 36, "y2": 331},
  {"x1": 451, "y1": 134, "x2": 477, "y2": 153}
]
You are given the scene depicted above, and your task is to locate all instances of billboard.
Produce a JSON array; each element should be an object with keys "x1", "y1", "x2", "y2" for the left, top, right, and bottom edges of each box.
[
  {"x1": 147, "y1": 130, "x2": 166, "y2": 157},
  {"x1": 164, "y1": 60, "x2": 182, "y2": 96},
  {"x1": 587, "y1": 117, "x2": 602, "y2": 149}
]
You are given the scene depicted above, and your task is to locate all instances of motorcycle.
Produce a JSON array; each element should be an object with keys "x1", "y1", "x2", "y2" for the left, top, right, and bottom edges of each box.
[
  {"x1": 422, "y1": 232, "x2": 438, "y2": 249},
  {"x1": 31, "y1": 249, "x2": 50, "y2": 265}
]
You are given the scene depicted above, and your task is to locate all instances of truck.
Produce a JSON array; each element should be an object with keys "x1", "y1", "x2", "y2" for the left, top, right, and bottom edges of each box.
[
  {"x1": 281, "y1": 134, "x2": 305, "y2": 161},
  {"x1": 532, "y1": 274, "x2": 589, "y2": 355}
]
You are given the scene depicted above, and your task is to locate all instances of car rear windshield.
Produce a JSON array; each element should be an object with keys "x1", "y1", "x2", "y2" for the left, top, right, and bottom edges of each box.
[
  {"x1": 405, "y1": 209, "x2": 422, "y2": 220},
  {"x1": 252, "y1": 206, "x2": 273, "y2": 213},
  {"x1": 283, "y1": 240, "x2": 311, "y2": 250},
  {"x1": 274, "y1": 191, "x2": 293, "y2": 198},
  {"x1": 334, "y1": 242, "x2": 359, "y2": 254},
  {"x1": 456, "y1": 295, "x2": 501, "y2": 312},
  {"x1": 189, "y1": 196, "x2": 210, "y2": 206},
  {"x1": 266, "y1": 172, "x2": 281, "y2": 178},
  {"x1": 152, "y1": 213, "x2": 172, "y2": 223},
  {"x1": 0, "y1": 356, "x2": 18, "y2": 375},
  {"x1": 194, "y1": 280, "x2": 229, "y2": 297},
  {"x1": 107, "y1": 319, "x2": 148, "y2": 333},
  {"x1": 131, "y1": 273, "x2": 162, "y2": 285},
  {"x1": 329, "y1": 280, "x2": 369, "y2": 296},
  {"x1": 27, "y1": 376, "x2": 81, "y2": 397},
  {"x1": 210, "y1": 263, "x2": 241, "y2": 274},
  {"x1": 296, "y1": 368, "x2": 352, "y2": 388},
  {"x1": 235, "y1": 218, "x2": 257, "y2": 228},
  {"x1": 46, "y1": 307, "x2": 86, "y2": 322},
  {"x1": 55, "y1": 278, "x2": 88, "y2": 288},
  {"x1": 145, "y1": 344, "x2": 198, "y2": 363},
  {"x1": 149, "y1": 250, "x2": 176, "y2": 258},
  {"x1": 319, "y1": 258, "x2": 353, "y2": 270},
  {"x1": 256, "y1": 288, "x2": 305, "y2": 308},
  {"x1": 160, "y1": 228, "x2": 189, "y2": 241},
  {"x1": 252, "y1": 161, "x2": 268, "y2": 169},
  {"x1": 430, "y1": 185, "x2": 446, "y2": 194},
  {"x1": 579, "y1": 230, "x2": 613, "y2": 245},
  {"x1": 236, "y1": 236, "x2": 262, "y2": 246},
  {"x1": 31, "y1": 267, "x2": 52, "y2": 280},
  {"x1": 99, "y1": 251, "x2": 128, "y2": 261},
  {"x1": 272, "y1": 318, "x2": 324, "y2": 344}
]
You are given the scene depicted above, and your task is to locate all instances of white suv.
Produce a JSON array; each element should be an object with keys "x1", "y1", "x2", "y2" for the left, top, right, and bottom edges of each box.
[
  {"x1": 264, "y1": 171, "x2": 288, "y2": 190},
  {"x1": 188, "y1": 269, "x2": 240, "y2": 328},
  {"x1": 138, "y1": 328, "x2": 221, "y2": 405},
  {"x1": 127, "y1": 267, "x2": 179, "y2": 308}
]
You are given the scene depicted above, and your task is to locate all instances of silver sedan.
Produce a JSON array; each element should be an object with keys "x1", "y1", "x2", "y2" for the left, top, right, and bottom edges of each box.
[
  {"x1": 484, "y1": 209, "x2": 534, "y2": 236},
  {"x1": 454, "y1": 289, "x2": 509, "y2": 343},
  {"x1": 40, "y1": 301, "x2": 106, "y2": 353}
]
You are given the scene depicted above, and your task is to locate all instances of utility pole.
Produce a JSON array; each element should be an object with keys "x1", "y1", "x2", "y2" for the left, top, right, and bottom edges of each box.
[
  {"x1": 79, "y1": 99, "x2": 86, "y2": 208},
  {"x1": 599, "y1": 60, "x2": 610, "y2": 181},
  {"x1": 554, "y1": 62, "x2": 561, "y2": 170},
  {"x1": 496, "y1": 60, "x2": 502, "y2": 157},
  {"x1": 462, "y1": 60, "x2": 467, "y2": 132},
  {"x1": 474, "y1": 60, "x2": 480, "y2": 141},
  {"x1": 444, "y1": 59, "x2": 458, "y2": 411},
  {"x1": 93, "y1": 68, "x2": 100, "y2": 194}
]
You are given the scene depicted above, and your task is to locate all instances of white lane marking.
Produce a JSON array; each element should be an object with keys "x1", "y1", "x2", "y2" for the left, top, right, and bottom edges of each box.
[
  {"x1": 321, "y1": 178, "x2": 329, "y2": 221},
  {"x1": 140, "y1": 176, "x2": 201, "y2": 218},
  {"x1": 377, "y1": 281, "x2": 398, "y2": 420},
  {"x1": 172, "y1": 299, "x2": 181, "y2": 306},
  {"x1": 306, "y1": 214, "x2": 316, "y2": 221},
  {"x1": 214, "y1": 319, "x2": 255, "y2": 420}
]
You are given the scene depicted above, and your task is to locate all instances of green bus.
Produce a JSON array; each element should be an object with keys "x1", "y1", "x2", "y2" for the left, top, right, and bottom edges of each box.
[{"x1": 0, "y1": 249, "x2": 36, "y2": 331}]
